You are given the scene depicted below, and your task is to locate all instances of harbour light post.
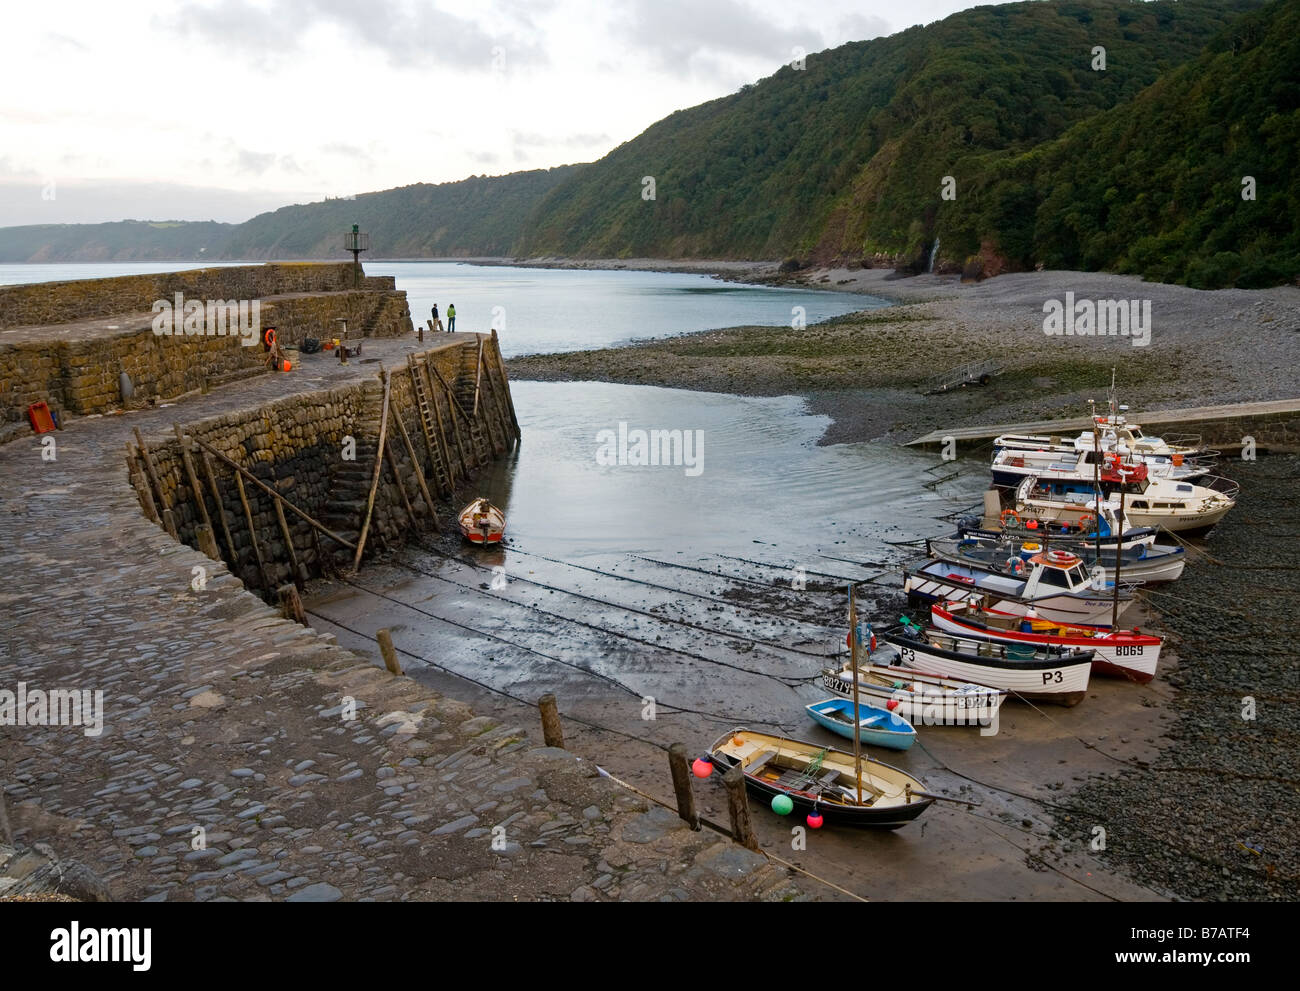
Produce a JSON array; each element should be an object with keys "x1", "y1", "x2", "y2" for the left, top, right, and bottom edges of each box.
[{"x1": 343, "y1": 223, "x2": 369, "y2": 287}]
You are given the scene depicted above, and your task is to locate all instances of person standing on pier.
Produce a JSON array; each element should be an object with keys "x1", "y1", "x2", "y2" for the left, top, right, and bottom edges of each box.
[
  {"x1": 431, "y1": 303, "x2": 443, "y2": 333},
  {"x1": 447, "y1": 303, "x2": 456, "y2": 332}
]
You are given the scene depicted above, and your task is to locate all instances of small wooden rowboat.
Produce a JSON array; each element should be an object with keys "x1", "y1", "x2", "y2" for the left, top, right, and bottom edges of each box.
[
  {"x1": 819, "y1": 663, "x2": 1006, "y2": 728},
  {"x1": 930, "y1": 600, "x2": 1161, "y2": 683},
  {"x1": 805, "y1": 697, "x2": 917, "y2": 750},
  {"x1": 709, "y1": 729, "x2": 934, "y2": 829},
  {"x1": 457, "y1": 498, "x2": 505, "y2": 544}
]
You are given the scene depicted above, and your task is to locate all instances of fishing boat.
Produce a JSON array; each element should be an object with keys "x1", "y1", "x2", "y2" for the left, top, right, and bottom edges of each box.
[
  {"x1": 804, "y1": 697, "x2": 917, "y2": 750},
  {"x1": 708, "y1": 728, "x2": 933, "y2": 828},
  {"x1": 457, "y1": 497, "x2": 505, "y2": 544},
  {"x1": 1017, "y1": 472, "x2": 1236, "y2": 535},
  {"x1": 819, "y1": 663, "x2": 1006, "y2": 728},
  {"x1": 991, "y1": 445, "x2": 1210, "y2": 487},
  {"x1": 958, "y1": 493, "x2": 1160, "y2": 550},
  {"x1": 903, "y1": 549, "x2": 1136, "y2": 625},
  {"x1": 929, "y1": 600, "x2": 1161, "y2": 683},
  {"x1": 928, "y1": 534, "x2": 1186, "y2": 584},
  {"x1": 880, "y1": 621, "x2": 1094, "y2": 706}
]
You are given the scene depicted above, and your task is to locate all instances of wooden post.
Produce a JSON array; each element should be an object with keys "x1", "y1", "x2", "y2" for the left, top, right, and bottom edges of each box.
[
  {"x1": 191, "y1": 436, "x2": 356, "y2": 552},
  {"x1": 172, "y1": 423, "x2": 213, "y2": 539},
  {"x1": 133, "y1": 427, "x2": 177, "y2": 539},
  {"x1": 273, "y1": 498, "x2": 302, "y2": 588},
  {"x1": 352, "y1": 370, "x2": 393, "y2": 572},
  {"x1": 472, "y1": 336, "x2": 485, "y2": 417},
  {"x1": 490, "y1": 329, "x2": 522, "y2": 441},
  {"x1": 383, "y1": 435, "x2": 416, "y2": 529},
  {"x1": 233, "y1": 470, "x2": 272, "y2": 591},
  {"x1": 195, "y1": 523, "x2": 221, "y2": 561},
  {"x1": 667, "y1": 743, "x2": 699, "y2": 829},
  {"x1": 277, "y1": 584, "x2": 307, "y2": 625},
  {"x1": 199, "y1": 448, "x2": 239, "y2": 565},
  {"x1": 127, "y1": 442, "x2": 160, "y2": 523},
  {"x1": 0, "y1": 783, "x2": 13, "y2": 846},
  {"x1": 723, "y1": 765, "x2": 759, "y2": 851},
  {"x1": 377, "y1": 628, "x2": 402, "y2": 675},
  {"x1": 481, "y1": 354, "x2": 512, "y2": 455},
  {"x1": 392, "y1": 402, "x2": 441, "y2": 530},
  {"x1": 538, "y1": 693, "x2": 564, "y2": 749}
]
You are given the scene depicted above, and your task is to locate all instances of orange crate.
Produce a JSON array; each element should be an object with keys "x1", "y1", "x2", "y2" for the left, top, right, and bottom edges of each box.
[{"x1": 28, "y1": 402, "x2": 56, "y2": 434}]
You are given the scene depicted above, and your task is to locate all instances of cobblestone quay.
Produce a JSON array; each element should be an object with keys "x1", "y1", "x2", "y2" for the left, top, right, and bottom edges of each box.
[{"x1": 0, "y1": 329, "x2": 814, "y2": 902}]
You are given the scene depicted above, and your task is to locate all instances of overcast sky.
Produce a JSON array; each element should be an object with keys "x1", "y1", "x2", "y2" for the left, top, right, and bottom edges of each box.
[{"x1": 1, "y1": 0, "x2": 984, "y2": 226}]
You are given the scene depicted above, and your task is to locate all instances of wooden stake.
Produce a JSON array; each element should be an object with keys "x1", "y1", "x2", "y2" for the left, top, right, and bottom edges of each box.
[
  {"x1": 234, "y1": 470, "x2": 272, "y2": 591},
  {"x1": 191, "y1": 436, "x2": 356, "y2": 551},
  {"x1": 273, "y1": 497, "x2": 302, "y2": 588},
  {"x1": 472, "y1": 336, "x2": 485, "y2": 417},
  {"x1": 538, "y1": 693, "x2": 564, "y2": 749},
  {"x1": 199, "y1": 448, "x2": 239, "y2": 565},
  {"x1": 352, "y1": 370, "x2": 393, "y2": 572},
  {"x1": 383, "y1": 435, "x2": 416, "y2": 530},
  {"x1": 133, "y1": 427, "x2": 177, "y2": 538},
  {"x1": 667, "y1": 743, "x2": 699, "y2": 829},
  {"x1": 723, "y1": 765, "x2": 759, "y2": 851},
  {"x1": 391, "y1": 401, "x2": 441, "y2": 531},
  {"x1": 126, "y1": 442, "x2": 161, "y2": 523},
  {"x1": 172, "y1": 423, "x2": 213, "y2": 537},
  {"x1": 277, "y1": 584, "x2": 307, "y2": 625},
  {"x1": 377, "y1": 628, "x2": 402, "y2": 675},
  {"x1": 195, "y1": 524, "x2": 221, "y2": 561},
  {"x1": 490, "y1": 329, "x2": 522, "y2": 441}
]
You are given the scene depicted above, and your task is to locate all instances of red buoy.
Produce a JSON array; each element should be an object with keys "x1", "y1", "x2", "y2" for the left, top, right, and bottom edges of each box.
[
  {"x1": 691, "y1": 757, "x2": 713, "y2": 778},
  {"x1": 886, "y1": 699, "x2": 900, "y2": 711},
  {"x1": 807, "y1": 811, "x2": 824, "y2": 829}
]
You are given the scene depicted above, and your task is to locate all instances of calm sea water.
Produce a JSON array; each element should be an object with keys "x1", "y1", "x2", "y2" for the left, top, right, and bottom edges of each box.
[{"x1": 0, "y1": 260, "x2": 885, "y2": 356}]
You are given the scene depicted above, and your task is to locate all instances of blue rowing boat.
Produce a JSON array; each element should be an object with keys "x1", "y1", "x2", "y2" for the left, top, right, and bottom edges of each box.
[{"x1": 804, "y1": 697, "x2": 917, "y2": 751}]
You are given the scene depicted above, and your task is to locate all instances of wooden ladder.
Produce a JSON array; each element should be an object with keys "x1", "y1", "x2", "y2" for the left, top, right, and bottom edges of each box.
[{"x1": 407, "y1": 354, "x2": 455, "y2": 495}]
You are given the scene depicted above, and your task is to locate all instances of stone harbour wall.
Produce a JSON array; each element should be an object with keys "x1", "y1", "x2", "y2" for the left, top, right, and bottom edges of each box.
[
  {"x1": 0, "y1": 262, "x2": 394, "y2": 330},
  {"x1": 2, "y1": 288, "x2": 414, "y2": 430},
  {"x1": 128, "y1": 336, "x2": 519, "y2": 596}
]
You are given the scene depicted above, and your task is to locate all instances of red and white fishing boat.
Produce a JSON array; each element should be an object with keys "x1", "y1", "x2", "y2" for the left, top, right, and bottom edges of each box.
[
  {"x1": 457, "y1": 497, "x2": 505, "y2": 544},
  {"x1": 930, "y1": 599, "x2": 1161, "y2": 683}
]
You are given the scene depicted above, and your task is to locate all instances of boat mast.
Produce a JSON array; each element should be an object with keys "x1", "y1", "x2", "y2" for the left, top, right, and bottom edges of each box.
[
  {"x1": 847, "y1": 583, "x2": 864, "y2": 806},
  {"x1": 1089, "y1": 399, "x2": 1103, "y2": 565},
  {"x1": 1112, "y1": 465, "x2": 1129, "y2": 631}
]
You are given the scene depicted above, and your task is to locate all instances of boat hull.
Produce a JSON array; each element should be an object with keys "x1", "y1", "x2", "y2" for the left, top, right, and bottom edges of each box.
[
  {"x1": 880, "y1": 629, "x2": 1092, "y2": 706},
  {"x1": 819, "y1": 669, "x2": 1005, "y2": 728},
  {"x1": 708, "y1": 729, "x2": 933, "y2": 829},
  {"x1": 929, "y1": 604, "x2": 1159, "y2": 683},
  {"x1": 804, "y1": 698, "x2": 917, "y2": 750}
]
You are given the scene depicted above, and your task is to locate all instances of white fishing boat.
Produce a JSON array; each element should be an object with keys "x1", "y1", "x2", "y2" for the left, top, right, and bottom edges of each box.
[
  {"x1": 928, "y1": 534, "x2": 1186, "y2": 584},
  {"x1": 818, "y1": 660, "x2": 1007, "y2": 728},
  {"x1": 903, "y1": 547, "x2": 1137, "y2": 625},
  {"x1": 1017, "y1": 471, "x2": 1236, "y2": 535},
  {"x1": 991, "y1": 444, "x2": 1209, "y2": 487},
  {"x1": 880, "y1": 621, "x2": 1094, "y2": 706}
]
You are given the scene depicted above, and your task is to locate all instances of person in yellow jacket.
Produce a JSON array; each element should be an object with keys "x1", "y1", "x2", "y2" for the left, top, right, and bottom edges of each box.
[{"x1": 447, "y1": 303, "x2": 456, "y2": 332}]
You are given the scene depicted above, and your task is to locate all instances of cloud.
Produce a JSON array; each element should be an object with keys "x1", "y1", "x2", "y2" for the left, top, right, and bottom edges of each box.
[
  {"x1": 613, "y1": 0, "x2": 824, "y2": 73},
  {"x1": 231, "y1": 147, "x2": 303, "y2": 176},
  {"x1": 163, "y1": 0, "x2": 547, "y2": 71},
  {"x1": 512, "y1": 130, "x2": 610, "y2": 150},
  {"x1": 834, "y1": 13, "x2": 892, "y2": 44}
]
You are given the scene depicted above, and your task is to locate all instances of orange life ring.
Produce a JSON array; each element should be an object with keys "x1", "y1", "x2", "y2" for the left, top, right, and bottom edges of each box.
[
  {"x1": 1075, "y1": 513, "x2": 1095, "y2": 532},
  {"x1": 264, "y1": 327, "x2": 277, "y2": 347},
  {"x1": 1000, "y1": 509, "x2": 1022, "y2": 528},
  {"x1": 1046, "y1": 549, "x2": 1079, "y2": 565}
]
